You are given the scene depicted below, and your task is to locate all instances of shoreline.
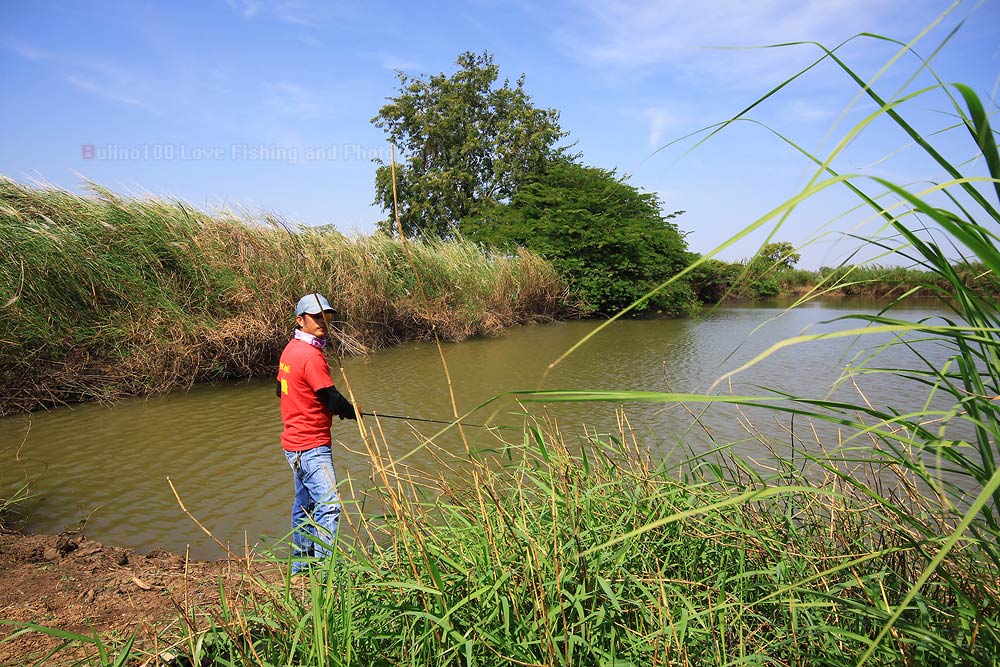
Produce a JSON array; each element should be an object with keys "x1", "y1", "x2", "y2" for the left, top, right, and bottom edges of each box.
[
  {"x1": 0, "y1": 527, "x2": 274, "y2": 663},
  {"x1": 0, "y1": 290, "x2": 949, "y2": 420}
]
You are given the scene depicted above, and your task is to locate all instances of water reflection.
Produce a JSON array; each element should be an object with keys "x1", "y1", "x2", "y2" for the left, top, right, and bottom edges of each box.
[{"x1": 0, "y1": 299, "x2": 966, "y2": 559}]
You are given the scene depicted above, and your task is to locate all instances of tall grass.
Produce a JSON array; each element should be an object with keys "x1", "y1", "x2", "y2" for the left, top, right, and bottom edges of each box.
[
  {"x1": 0, "y1": 180, "x2": 568, "y2": 416},
  {"x1": 690, "y1": 258, "x2": 990, "y2": 302},
  {"x1": 503, "y1": 11, "x2": 1000, "y2": 664},
  {"x1": 813, "y1": 262, "x2": 996, "y2": 298},
  {"x1": 0, "y1": 475, "x2": 30, "y2": 530}
]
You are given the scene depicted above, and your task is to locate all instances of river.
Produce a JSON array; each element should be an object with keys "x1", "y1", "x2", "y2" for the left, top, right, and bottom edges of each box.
[{"x1": 0, "y1": 298, "x2": 966, "y2": 559}]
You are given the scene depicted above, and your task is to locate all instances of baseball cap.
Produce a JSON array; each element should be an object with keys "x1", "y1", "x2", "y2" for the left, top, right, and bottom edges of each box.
[{"x1": 295, "y1": 293, "x2": 336, "y2": 316}]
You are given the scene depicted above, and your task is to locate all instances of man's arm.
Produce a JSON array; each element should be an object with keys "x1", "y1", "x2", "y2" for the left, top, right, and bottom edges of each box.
[{"x1": 316, "y1": 386, "x2": 357, "y2": 420}]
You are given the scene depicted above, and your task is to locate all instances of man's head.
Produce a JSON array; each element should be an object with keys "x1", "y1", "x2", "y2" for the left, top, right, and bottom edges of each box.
[{"x1": 295, "y1": 293, "x2": 336, "y2": 339}]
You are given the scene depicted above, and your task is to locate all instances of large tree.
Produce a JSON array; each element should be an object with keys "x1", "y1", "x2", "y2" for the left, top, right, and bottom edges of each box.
[
  {"x1": 465, "y1": 160, "x2": 694, "y2": 316},
  {"x1": 372, "y1": 51, "x2": 567, "y2": 239}
]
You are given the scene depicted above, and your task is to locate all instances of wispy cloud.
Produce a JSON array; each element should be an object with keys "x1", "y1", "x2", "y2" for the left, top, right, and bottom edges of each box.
[
  {"x1": 782, "y1": 97, "x2": 839, "y2": 124},
  {"x1": 225, "y1": 0, "x2": 340, "y2": 28},
  {"x1": 261, "y1": 81, "x2": 333, "y2": 119},
  {"x1": 65, "y1": 74, "x2": 160, "y2": 114},
  {"x1": 4, "y1": 36, "x2": 165, "y2": 115},
  {"x1": 296, "y1": 32, "x2": 325, "y2": 48},
  {"x1": 1, "y1": 37, "x2": 54, "y2": 61},
  {"x1": 375, "y1": 52, "x2": 426, "y2": 74},
  {"x1": 554, "y1": 0, "x2": 945, "y2": 88},
  {"x1": 643, "y1": 107, "x2": 677, "y2": 147},
  {"x1": 227, "y1": 0, "x2": 262, "y2": 19}
]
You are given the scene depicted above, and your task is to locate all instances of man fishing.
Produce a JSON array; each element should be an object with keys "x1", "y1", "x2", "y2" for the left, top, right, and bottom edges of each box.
[{"x1": 276, "y1": 292, "x2": 359, "y2": 577}]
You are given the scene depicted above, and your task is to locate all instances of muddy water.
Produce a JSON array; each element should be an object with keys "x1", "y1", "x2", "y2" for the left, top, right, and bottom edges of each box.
[{"x1": 1, "y1": 299, "x2": 961, "y2": 559}]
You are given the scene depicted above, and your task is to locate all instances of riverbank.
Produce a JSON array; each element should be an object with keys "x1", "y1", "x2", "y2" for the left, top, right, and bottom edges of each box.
[
  {"x1": 0, "y1": 528, "x2": 274, "y2": 664},
  {"x1": 6, "y1": 422, "x2": 997, "y2": 665},
  {"x1": 0, "y1": 178, "x2": 571, "y2": 417}
]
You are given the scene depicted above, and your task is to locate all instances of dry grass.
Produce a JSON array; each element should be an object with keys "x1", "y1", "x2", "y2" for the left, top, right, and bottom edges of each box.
[{"x1": 0, "y1": 178, "x2": 570, "y2": 416}]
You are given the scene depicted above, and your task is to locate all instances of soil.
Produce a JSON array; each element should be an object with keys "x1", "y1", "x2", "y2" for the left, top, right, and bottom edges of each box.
[{"x1": 0, "y1": 529, "x2": 282, "y2": 666}]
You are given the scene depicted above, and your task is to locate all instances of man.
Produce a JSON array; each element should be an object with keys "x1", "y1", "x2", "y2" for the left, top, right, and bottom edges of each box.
[{"x1": 276, "y1": 292, "x2": 358, "y2": 576}]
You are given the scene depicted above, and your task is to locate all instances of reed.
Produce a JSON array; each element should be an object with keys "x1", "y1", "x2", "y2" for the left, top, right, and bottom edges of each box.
[
  {"x1": 0, "y1": 180, "x2": 568, "y2": 416},
  {"x1": 0, "y1": 477, "x2": 29, "y2": 530},
  {"x1": 812, "y1": 262, "x2": 995, "y2": 298}
]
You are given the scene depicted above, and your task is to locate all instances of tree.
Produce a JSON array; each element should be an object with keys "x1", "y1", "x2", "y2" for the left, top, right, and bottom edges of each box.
[
  {"x1": 754, "y1": 241, "x2": 801, "y2": 271},
  {"x1": 464, "y1": 160, "x2": 693, "y2": 316},
  {"x1": 742, "y1": 241, "x2": 801, "y2": 297},
  {"x1": 371, "y1": 51, "x2": 567, "y2": 239}
]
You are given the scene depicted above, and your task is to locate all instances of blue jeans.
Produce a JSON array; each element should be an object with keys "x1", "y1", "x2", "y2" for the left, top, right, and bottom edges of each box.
[{"x1": 284, "y1": 446, "x2": 341, "y2": 574}]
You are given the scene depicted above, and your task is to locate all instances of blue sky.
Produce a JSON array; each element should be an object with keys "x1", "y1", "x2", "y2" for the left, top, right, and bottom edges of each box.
[{"x1": 2, "y1": 0, "x2": 998, "y2": 268}]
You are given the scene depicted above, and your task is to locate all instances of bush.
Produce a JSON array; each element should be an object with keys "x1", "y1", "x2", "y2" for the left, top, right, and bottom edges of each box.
[
  {"x1": 466, "y1": 160, "x2": 694, "y2": 316},
  {"x1": 753, "y1": 277, "x2": 781, "y2": 297},
  {"x1": 687, "y1": 257, "x2": 740, "y2": 302}
]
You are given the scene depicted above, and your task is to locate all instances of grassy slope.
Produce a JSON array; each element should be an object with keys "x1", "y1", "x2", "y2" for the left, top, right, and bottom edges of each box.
[{"x1": 0, "y1": 179, "x2": 569, "y2": 416}]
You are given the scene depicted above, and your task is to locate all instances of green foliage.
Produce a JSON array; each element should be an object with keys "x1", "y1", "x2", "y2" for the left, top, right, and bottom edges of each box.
[
  {"x1": 749, "y1": 241, "x2": 801, "y2": 273},
  {"x1": 781, "y1": 267, "x2": 814, "y2": 288},
  {"x1": 372, "y1": 51, "x2": 567, "y2": 239},
  {"x1": 0, "y1": 476, "x2": 29, "y2": 529},
  {"x1": 814, "y1": 262, "x2": 995, "y2": 297},
  {"x1": 465, "y1": 160, "x2": 694, "y2": 316},
  {"x1": 687, "y1": 250, "x2": 988, "y2": 304},
  {"x1": 687, "y1": 257, "x2": 740, "y2": 302},
  {"x1": 739, "y1": 240, "x2": 802, "y2": 298},
  {"x1": 752, "y1": 277, "x2": 780, "y2": 297},
  {"x1": 688, "y1": 243, "x2": 808, "y2": 303},
  {"x1": 371, "y1": 52, "x2": 694, "y2": 317}
]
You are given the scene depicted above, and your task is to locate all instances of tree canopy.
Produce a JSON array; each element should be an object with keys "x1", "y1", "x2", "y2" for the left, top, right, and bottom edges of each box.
[
  {"x1": 464, "y1": 160, "x2": 693, "y2": 316},
  {"x1": 751, "y1": 241, "x2": 801, "y2": 273},
  {"x1": 372, "y1": 51, "x2": 566, "y2": 239}
]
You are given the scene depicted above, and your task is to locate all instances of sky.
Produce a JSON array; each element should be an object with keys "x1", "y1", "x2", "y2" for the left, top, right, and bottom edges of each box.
[{"x1": 2, "y1": 0, "x2": 998, "y2": 269}]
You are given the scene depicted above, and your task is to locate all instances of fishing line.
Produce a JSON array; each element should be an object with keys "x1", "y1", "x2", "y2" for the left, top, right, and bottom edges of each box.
[{"x1": 372, "y1": 412, "x2": 512, "y2": 430}]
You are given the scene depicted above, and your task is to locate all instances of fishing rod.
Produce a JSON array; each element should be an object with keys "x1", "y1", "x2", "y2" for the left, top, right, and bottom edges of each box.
[{"x1": 371, "y1": 412, "x2": 512, "y2": 430}]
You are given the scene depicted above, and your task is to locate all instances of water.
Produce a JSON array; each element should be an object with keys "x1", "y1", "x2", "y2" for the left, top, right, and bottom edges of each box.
[{"x1": 0, "y1": 298, "x2": 966, "y2": 559}]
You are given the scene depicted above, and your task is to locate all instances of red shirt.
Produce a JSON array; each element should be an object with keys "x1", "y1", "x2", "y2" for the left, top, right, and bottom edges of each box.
[{"x1": 277, "y1": 338, "x2": 335, "y2": 451}]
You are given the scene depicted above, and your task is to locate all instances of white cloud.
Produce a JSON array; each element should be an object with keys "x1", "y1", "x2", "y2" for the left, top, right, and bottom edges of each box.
[
  {"x1": 227, "y1": 0, "x2": 262, "y2": 19},
  {"x1": 555, "y1": 0, "x2": 948, "y2": 89},
  {"x1": 643, "y1": 106, "x2": 677, "y2": 147},
  {"x1": 3, "y1": 35, "x2": 170, "y2": 115},
  {"x1": 65, "y1": 74, "x2": 158, "y2": 113},
  {"x1": 1, "y1": 38, "x2": 54, "y2": 61},
  {"x1": 782, "y1": 97, "x2": 839, "y2": 123},
  {"x1": 225, "y1": 0, "x2": 341, "y2": 28},
  {"x1": 296, "y1": 32, "x2": 325, "y2": 48},
  {"x1": 375, "y1": 52, "x2": 426, "y2": 74},
  {"x1": 261, "y1": 81, "x2": 333, "y2": 119}
]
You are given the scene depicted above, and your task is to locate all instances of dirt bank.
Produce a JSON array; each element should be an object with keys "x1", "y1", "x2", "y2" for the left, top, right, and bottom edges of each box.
[{"x1": 0, "y1": 529, "x2": 278, "y2": 666}]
